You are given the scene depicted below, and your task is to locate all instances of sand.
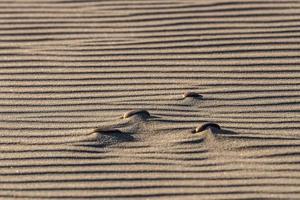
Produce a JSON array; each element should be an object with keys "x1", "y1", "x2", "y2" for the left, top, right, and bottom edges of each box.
[{"x1": 1, "y1": 0, "x2": 300, "y2": 199}]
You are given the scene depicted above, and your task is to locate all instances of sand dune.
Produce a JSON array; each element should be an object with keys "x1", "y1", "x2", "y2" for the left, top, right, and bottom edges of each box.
[{"x1": 1, "y1": 0, "x2": 300, "y2": 199}]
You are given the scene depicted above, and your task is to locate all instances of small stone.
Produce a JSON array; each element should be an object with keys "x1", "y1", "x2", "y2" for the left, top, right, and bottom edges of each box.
[
  {"x1": 122, "y1": 109, "x2": 151, "y2": 119},
  {"x1": 182, "y1": 91, "x2": 202, "y2": 99},
  {"x1": 192, "y1": 122, "x2": 221, "y2": 133}
]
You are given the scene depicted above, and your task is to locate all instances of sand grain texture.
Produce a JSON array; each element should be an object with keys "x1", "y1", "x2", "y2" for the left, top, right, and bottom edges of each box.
[{"x1": 1, "y1": 0, "x2": 300, "y2": 199}]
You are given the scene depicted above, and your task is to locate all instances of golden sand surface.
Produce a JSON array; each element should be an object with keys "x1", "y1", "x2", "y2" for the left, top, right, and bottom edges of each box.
[{"x1": 1, "y1": 0, "x2": 300, "y2": 199}]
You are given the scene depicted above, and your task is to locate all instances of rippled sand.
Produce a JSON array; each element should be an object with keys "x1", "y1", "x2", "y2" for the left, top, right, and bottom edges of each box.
[{"x1": 1, "y1": 0, "x2": 300, "y2": 199}]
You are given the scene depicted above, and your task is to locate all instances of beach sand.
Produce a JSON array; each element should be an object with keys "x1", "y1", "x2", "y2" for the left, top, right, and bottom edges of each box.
[{"x1": 1, "y1": 0, "x2": 300, "y2": 199}]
